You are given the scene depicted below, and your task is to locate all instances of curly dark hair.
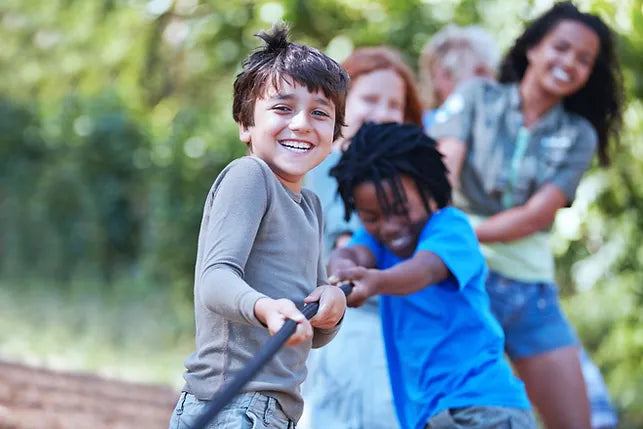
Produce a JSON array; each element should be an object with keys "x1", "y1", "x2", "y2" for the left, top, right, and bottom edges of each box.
[
  {"x1": 330, "y1": 122, "x2": 451, "y2": 222},
  {"x1": 499, "y1": 1, "x2": 624, "y2": 166},
  {"x1": 233, "y1": 24, "x2": 350, "y2": 141}
]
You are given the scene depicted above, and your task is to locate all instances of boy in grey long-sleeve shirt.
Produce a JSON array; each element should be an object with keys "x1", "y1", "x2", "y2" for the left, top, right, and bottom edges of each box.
[{"x1": 168, "y1": 25, "x2": 349, "y2": 429}]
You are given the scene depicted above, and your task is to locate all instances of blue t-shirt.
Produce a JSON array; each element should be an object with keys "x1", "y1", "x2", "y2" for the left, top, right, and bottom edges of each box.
[{"x1": 349, "y1": 207, "x2": 531, "y2": 429}]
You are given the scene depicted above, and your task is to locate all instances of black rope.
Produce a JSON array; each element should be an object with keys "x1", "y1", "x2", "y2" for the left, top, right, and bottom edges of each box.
[{"x1": 190, "y1": 282, "x2": 354, "y2": 429}]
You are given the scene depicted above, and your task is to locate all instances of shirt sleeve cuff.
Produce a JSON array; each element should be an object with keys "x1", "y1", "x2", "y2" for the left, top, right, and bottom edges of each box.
[
  {"x1": 311, "y1": 317, "x2": 343, "y2": 348},
  {"x1": 238, "y1": 289, "x2": 270, "y2": 327}
]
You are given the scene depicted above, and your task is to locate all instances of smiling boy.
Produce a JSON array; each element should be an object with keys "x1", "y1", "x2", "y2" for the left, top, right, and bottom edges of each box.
[
  {"x1": 168, "y1": 25, "x2": 349, "y2": 429},
  {"x1": 328, "y1": 122, "x2": 535, "y2": 429},
  {"x1": 238, "y1": 83, "x2": 336, "y2": 191}
]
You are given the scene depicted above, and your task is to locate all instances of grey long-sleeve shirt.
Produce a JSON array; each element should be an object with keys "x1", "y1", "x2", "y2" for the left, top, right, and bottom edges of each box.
[{"x1": 182, "y1": 156, "x2": 340, "y2": 422}]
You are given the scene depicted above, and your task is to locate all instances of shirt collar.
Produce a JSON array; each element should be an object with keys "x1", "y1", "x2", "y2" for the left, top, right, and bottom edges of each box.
[{"x1": 508, "y1": 83, "x2": 565, "y2": 133}]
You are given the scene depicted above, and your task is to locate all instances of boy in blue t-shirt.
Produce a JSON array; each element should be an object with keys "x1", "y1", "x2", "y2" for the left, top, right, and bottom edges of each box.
[{"x1": 328, "y1": 122, "x2": 535, "y2": 429}]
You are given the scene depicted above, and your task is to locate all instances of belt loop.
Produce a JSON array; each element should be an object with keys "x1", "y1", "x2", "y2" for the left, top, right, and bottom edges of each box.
[
  {"x1": 263, "y1": 395, "x2": 275, "y2": 425},
  {"x1": 246, "y1": 391, "x2": 259, "y2": 410}
]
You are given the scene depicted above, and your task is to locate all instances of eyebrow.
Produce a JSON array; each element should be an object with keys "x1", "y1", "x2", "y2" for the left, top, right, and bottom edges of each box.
[
  {"x1": 557, "y1": 37, "x2": 597, "y2": 59},
  {"x1": 272, "y1": 93, "x2": 332, "y2": 107}
]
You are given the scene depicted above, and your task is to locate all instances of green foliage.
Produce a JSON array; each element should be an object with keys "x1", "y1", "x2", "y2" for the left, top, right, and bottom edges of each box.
[
  {"x1": 552, "y1": 1, "x2": 643, "y2": 426},
  {"x1": 2, "y1": 0, "x2": 643, "y2": 425}
]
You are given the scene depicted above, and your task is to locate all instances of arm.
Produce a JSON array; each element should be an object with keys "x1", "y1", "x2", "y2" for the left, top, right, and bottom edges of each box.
[
  {"x1": 367, "y1": 250, "x2": 449, "y2": 296},
  {"x1": 199, "y1": 159, "x2": 310, "y2": 339},
  {"x1": 329, "y1": 246, "x2": 449, "y2": 307},
  {"x1": 475, "y1": 183, "x2": 568, "y2": 243},
  {"x1": 437, "y1": 132, "x2": 556, "y2": 244},
  {"x1": 475, "y1": 120, "x2": 597, "y2": 244},
  {"x1": 430, "y1": 80, "x2": 480, "y2": 187},
  {"x1": 328, "y1": 244, "x2": 376, "y2": 274},
  {"x1": 304, "y1": 191, "x2": 347, "y2": 348},
  {"x1": 198, "y1": 160, "x2": 269, "y2": 326},
  {"x1": 201, "y1": 266, "x2": 314, "y2": 345},
  {"x1": 437, "y1": 137, "x2": 467, "y2": 189}
]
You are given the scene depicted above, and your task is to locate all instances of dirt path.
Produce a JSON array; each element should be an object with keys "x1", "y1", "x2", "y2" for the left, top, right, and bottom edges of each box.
[{"x1": 0, "y1": 361, "x2": 178, "y2": 429}]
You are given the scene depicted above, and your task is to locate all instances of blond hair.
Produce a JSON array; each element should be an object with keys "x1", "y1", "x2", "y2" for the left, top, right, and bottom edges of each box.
[{"x1": 420, "y1": 25, "x2": 499, "y2": 108}]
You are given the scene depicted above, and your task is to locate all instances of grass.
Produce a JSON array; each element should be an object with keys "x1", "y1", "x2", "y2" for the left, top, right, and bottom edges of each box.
[
  {"x1": 3, "y1": 276, "x2": 642, "y2": 427},
  {"x1": 0, "y1": 277, "x2": 195, "y2": 390}
]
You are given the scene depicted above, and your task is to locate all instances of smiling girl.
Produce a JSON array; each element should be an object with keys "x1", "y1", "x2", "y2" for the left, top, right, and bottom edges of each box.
[{"x1": 431, "y1": 2, "x2": 624, "y2": 428}]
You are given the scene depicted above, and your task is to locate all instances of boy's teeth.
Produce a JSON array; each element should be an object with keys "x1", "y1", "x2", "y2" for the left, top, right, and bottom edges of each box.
[
  {"x1": 552, "y1": 67, "x2": 570, "y2": 82},
  {"x1": 391, "y1": 237, "x2": 407, "y2": 247},
  {"x1": 281, "y1": 141, "x2": 312, "y2": 151}
]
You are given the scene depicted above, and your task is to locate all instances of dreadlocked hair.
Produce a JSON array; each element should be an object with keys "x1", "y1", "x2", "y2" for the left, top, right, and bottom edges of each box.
[{"x1": 330, "y1": 122, "x2": 451, "y2": 222}]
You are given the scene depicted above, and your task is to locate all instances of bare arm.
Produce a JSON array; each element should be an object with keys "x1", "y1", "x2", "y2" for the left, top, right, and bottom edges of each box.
[
  {"x1": 371, "y1": 250, "x2": 449, "y2": 295},
  {"x1": 439, "y1": 135, "x2": 569, "y2": 244},
  {"x1": 327, "y1": 245, "x2": 376, "y2": 274},
  {"x1": 437, "y1": 137, "x2": 467, "y2": 189},
  {"x1": 330, "y1": 249, "x2": 450, "y2": 307},
  {"x1": 475, "y1": 183, "x2": 568, "y2": 243}
]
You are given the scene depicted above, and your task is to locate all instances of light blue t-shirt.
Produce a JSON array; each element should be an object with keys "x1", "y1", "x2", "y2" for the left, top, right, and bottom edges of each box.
[
  {"x1": 349, "y1": 207, "x2": 531, "y2": 429},
  {"x1": 306, "y1": 151, "x2": 362, "y2": 259},
  {"x1": 422, "y1": 109, "x2": 437, "y2": 133}
]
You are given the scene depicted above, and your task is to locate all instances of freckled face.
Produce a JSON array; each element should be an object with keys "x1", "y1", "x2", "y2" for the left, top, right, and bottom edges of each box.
[
  {"x1": 353, "y1": 175, "x2": 435, "y2": 258},
  {"x1": 526, "y1": 20, "x2": 600, "y2": 98},
  {"x1": 239, "y1": 80, "x2": 335, "y2": 192},
  {"x1": 343, "y1": 69, "x2": 406, "y2": 140}
]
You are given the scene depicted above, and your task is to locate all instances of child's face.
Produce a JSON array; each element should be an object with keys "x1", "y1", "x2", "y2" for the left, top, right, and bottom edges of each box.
[
  {"x1": 343, "y1": 69, "x2": 406, "y2": 140},
  {"x1": 239, "y1": 79, "x2": 335, "y2": 192},
  {"x1": 353, "y1": 175, "x2": 436, "y2": 258},
  {"x1": 431, "y1": 60, "x2": 457, "y2": 106},
  {"x1": 526, "y1": 19, "x2": 599, "y2": 99}
]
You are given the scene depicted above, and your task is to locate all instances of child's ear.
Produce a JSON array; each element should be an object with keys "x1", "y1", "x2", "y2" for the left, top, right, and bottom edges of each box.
[
  {"x1": 239, "y1": 123, "x2": 251, "y2": 143},
  {"x1": 526, "y1": 46, "x2": 537, "y2": 64},
  {"x1": 429, "y1": 198, "x2": 439, "y2": 212}
]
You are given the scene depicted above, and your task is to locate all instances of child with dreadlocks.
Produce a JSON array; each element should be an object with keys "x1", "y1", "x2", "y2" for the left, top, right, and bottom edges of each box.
[
  {"x1": 328, "y1": 122, "x2": 535, "y2": 429},
  {"x1": 168, "y1": 25, "x2": 348, "y2": 429}
]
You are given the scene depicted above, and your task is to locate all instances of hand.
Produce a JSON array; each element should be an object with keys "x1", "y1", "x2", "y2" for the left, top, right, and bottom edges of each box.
[
  {"x1": 330, "y1": 266, "x2": 380, "y2": 308},
  {"x1": 333, "y1": 233, "x2": 353, "y2": 249},
  {"x1": 327, "y1": 256, "x2": 358, "y2": 278},
  {"x1": 304, "y1": 285, "x2": 347, "y2": 330},
  {"x1": 254, "y1": 298, "x2": 313, "y2": 346}
]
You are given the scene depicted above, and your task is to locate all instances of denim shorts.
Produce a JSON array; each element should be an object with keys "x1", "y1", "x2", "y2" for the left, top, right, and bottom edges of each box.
[
  {"x1": 485, "y1": 271, "x2": 578, "y2": 360},
  {"x1": 168, "y1": 391, "x2": 296, "y2": 429},
  {"x1": 425, "y1": 406, "x2": 537, "y2": 429}
]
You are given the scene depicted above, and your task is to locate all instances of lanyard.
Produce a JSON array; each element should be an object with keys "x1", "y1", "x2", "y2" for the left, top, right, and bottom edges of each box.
[{"x1": 502, "y1": 126, "x2": 530, "y2": 209}]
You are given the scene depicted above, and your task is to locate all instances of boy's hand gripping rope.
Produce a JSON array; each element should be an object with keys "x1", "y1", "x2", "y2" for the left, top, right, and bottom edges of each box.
[{"x1": 190, "y1": 282, "x2": 354, "y2": 429}]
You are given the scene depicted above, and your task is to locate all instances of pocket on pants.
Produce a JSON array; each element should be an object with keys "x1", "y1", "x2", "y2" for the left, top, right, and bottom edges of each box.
[
  {"x1": 244, "y1": 408, "x2": 265, "y2": 429},
  {"x1": 173, "y1": 393, "x2": 212, "y2": 429}
]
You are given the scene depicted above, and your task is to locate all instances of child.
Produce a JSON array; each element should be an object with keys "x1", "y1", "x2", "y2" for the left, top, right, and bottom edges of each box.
[
  {"x1": 431, "y1": 2, "x2": 623, "y2": 427},
  {"x1": 168, "y1": 25, "x2": 349, "y2": 429},
  {"x1": 303, "y1": 46, "x2": 423, "y2": 429},
  {"x1": 328, "y1": 122, "x2": 535, "y2": 429},
  {"x1": 419, "y1": 24, "x2": 499, "y2": 131}
]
